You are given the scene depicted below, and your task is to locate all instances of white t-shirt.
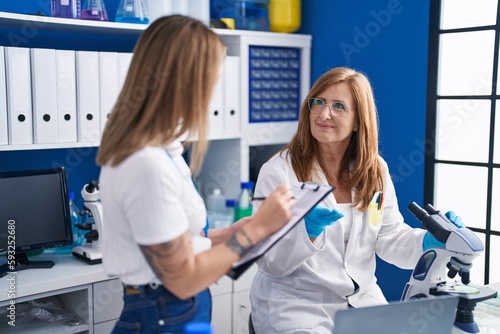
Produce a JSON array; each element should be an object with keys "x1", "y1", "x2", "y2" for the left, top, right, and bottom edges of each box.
[{"x1": 99, "y1": 141, "x2": 211, "y2": 285}]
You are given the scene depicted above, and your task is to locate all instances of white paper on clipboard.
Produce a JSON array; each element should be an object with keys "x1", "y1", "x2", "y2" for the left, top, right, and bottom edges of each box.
[{"x1": 227, "y1": 182, "x2": 334, "y2": 279}]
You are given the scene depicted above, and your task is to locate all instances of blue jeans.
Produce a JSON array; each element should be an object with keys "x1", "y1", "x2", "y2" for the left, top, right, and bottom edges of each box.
[{"x1": 112, "y1": 286, "x2": 212, "y2": 334}]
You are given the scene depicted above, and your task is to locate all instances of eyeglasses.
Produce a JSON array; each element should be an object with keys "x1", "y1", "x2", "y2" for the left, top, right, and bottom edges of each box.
[{"x1": 307, "y1": 98, "x2": 352, "y2": 116}]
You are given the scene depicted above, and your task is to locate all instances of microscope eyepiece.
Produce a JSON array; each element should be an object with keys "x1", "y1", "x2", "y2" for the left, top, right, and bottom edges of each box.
[
  {"x1": 85, "y1": 179, "x2": 99, "y2": 193},
  {"x1": 408, "y1": 202, "x2": 429, "y2": 222},
  {"x1": 407, "y1": 202, "x2": 453, "y2": 243}
]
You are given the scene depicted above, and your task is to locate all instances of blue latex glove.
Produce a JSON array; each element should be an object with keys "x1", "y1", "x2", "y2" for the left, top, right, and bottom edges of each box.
[
  {"x1": 422, "y1": 211, "x2": 465, "y2": 251},
  {"x1": 304, "y1": 205, "x2": 344, "y2": 238}
]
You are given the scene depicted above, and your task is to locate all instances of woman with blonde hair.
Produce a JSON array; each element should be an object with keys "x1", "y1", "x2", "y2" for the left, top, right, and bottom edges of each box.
[
  {"x1": 249, "y1": 67, "x2": 439, "y2": 333},
  {"x1": 96, "y1": 15, "x2": 294, "y2": 333}
]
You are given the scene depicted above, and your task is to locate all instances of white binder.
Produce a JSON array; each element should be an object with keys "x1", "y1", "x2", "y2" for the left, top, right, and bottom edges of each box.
[
  {"x1": 208, "y1": 70, "x2": 224, "y2": 138},
  {"x1": 99, "y1": 52, "x2": 119, "y2": 133},
  {"x1": 76, "y1": 51, "x2": 100, "y2": 143},
  {"x1": 223, "y1": 56, "x2": 240, "y2": 136},
  {"x1": 31, "y1": 48, "x2": 59, "y2": 144},
  {"x1": 0, "y1": 47, "x2": 8, "y2": 145},
  {"x1": 5, "y1": 47, "x2": 33, "y2": 145},
  {"x1": 56, "y1": 50, "x2": 78, "y2": 143},
  {"x1": 118, "y1": 52, "x2": 133, "y2": 91}
]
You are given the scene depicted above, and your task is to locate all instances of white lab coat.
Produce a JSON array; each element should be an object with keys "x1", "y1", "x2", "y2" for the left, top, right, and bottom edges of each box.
[{"x1": 250, "y1": 150, "x2": 426, "y2": 334}]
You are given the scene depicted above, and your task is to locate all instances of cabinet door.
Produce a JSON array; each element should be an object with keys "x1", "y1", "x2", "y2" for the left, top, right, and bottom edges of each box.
[
  {"x1": 94, "y1": 319, "x2": 118, "y2": 334},
  {"x1": 232, "y1": 290, "x2": 252, "y2": 334},
  {"x1": 210, "y1": 275, "x2": 233, "y2": 297},
  {"x1": 93, "y1": 279, "x2": 124, "y2": 324},
  {"x1": 211, "y1": 293, "x2": 232, "y2": 334},
  {"x1": 233, "y1": 263, "x2": 258, "y2": 293}
]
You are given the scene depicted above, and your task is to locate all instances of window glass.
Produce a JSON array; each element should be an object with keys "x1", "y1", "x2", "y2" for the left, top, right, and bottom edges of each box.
[
  {"x1": 471, "y1": 232, "x2": 486, "y2": 286},
  {"x1": 492, "y1": 168, "x2": 500, "y2": 232},
  {"x1": 436, "y1": 99, "x2": 490, "y2": 163},
  {"x1": 441, "y1": 0, "x2": 497, "y2": 30},
  {"x1": 435, "y1": 164, "x2": 487, "y2": 229},
  {"x1": 490, "y1": 235, "x2": 500, "y2": 284},
  {"x1": 438, "y1": 31, "x2": 495, "y2": 96}
]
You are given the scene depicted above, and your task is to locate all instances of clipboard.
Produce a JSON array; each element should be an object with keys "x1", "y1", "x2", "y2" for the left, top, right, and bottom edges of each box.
[{"x1": 226, "y1": 182, "x2": 334, "y2": 279}]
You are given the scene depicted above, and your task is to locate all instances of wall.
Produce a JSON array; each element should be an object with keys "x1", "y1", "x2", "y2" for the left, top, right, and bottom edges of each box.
[
  {"x1": 0, "y1": 0, "x2": 431, "y2": 300},
  {"x1": 298, "y1": 0, "x2": 431, "y2": 301}
]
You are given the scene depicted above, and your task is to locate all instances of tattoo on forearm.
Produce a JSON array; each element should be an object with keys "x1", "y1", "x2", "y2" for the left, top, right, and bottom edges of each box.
[
  {"x1": 239, "y1": 229, "x2": 253, "y2": 246},
  {"x1": 140, "y1": 237, "x2": 189, "y2": 282},
  {"x1": 225, "y1": 229, "x2": 254, "y2": 257}
]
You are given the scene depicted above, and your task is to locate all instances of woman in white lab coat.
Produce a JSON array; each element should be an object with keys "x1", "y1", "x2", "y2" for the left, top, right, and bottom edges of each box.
[{"x1": 250, "y1": 67, "x2": 429, "y2": 334}]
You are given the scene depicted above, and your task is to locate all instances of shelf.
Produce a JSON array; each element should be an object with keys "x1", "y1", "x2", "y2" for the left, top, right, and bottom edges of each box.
[
  {"x1": 0, "y1": 134, "x2": 245, "y2": 152},
  {"x1": 0, "y1": 318, "x2": 88, "y2": 334},
  {"x1": 0, "y1": 11, "x2": 146, "y2": 38},
  {"x1": 0, "y1": 142, "x2": 100, "y2": 152},
  {"x1": 0, "y1": 11, "x2": 312, "y2": 40}
]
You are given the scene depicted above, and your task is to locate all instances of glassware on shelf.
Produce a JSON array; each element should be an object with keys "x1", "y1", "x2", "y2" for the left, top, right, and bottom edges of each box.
[
  {"x1": 51, "y1": 0, "x2": 81, "y2": 19},
  {"x1": 80, "y1": 0, "x2": 109, "y2": 21},
  {"x1": 115, "y1": 0, "x2": 149, "y2": 24}
]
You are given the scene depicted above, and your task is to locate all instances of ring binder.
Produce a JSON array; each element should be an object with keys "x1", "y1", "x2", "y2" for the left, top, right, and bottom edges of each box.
[{"x1": 227, "y1": 182, "x2": 335, "y2": 279}]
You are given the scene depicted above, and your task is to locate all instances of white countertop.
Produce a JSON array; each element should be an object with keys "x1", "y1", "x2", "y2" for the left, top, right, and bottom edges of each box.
[
  {"x1": 0, "y1": 253, "x2": 111, "y2": 302},
  {"x1": 476, "y1": 282, "x2": 500, "y2": 332}
]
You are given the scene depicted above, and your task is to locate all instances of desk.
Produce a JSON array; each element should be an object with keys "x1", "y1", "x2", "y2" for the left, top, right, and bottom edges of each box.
[
  {"x1": 475, "y1": 282, "x2": 500, "y2": 332},
  {"x1": 0, "y1": 253, "x2": 123, "y2": 333}
]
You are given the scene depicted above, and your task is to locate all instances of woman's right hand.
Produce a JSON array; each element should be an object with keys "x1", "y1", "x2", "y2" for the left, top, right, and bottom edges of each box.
[{"x1": 249, "y1": 184, "x2": 295, "y2": 241}]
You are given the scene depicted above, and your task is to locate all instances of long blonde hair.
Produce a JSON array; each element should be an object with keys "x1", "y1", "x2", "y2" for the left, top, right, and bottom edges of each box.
[
  {"x1": 283, "y1": 67, "x2": 383, "y2": 211},
  {"x1": 96, "y1": 15, "x2": 226, "y2": 173}
]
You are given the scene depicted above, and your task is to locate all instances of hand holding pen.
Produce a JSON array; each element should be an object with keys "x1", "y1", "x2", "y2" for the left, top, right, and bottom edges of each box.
[{"x1": 245, "y1": 184, "x2": 295, "y2": 237}]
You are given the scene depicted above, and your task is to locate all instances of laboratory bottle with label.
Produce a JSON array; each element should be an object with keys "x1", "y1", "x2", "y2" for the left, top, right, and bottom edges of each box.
[
  {"x1": 51, "y1": 0, "x2": 81, "y2": 19},
  {"x1": 57, "y1": 191, "x2": 84, "y2": 254},
  {"x1": 80, "y1": 0, "x2": 109, "y2": 21},
  {"x1": 115, "y1": 0, "x2": 149, "y2": 24},
  {"x1": 234, "y1": 181, "x2": 254, "y2": 221},
  {"x1": 234, "y1": 0, "x2": 270, "y2": 31},
  {"x1": 225, "y1": 198, "x2": 237, "y2": 224}
]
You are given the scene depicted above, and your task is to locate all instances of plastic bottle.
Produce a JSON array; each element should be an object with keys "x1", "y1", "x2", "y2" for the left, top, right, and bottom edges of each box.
[
  {"x1": 57, "y1": 191, "x2": 84, "y2": 254},
  {"x1": 206, "y1": 188, "x2": 227, "y2": 213},
  {"x1": 184, "y1": 321, "x2": 213, "y2": 334},
  {"x1": 80, "y1": 0, "x2": 109, "y2": 21},
  {"x1": 207, "y1": 188, "x2": 227, "y2": 229},
  {"x1": 234, "y1": 0, "x2": 270, "y2": 31},
  {"x1": 115, "y1": 0, "x2": 149, "y2": 24},
  {"x1": 269, "y1": 0, "x2": 301, "y2": 33},
  {"x1": 225, "y1": 198, "x2": 237, "y2": 224},
  {"x1": 234, "y1": 181, "x2": 254, "y2": 221},
  {"x1": 51, "y1": 0, "x2": 81, "y2": 19}
]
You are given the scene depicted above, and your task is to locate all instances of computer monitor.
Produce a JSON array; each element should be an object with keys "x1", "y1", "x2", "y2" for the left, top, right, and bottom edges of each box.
[{"x1": 0, "y1": 167, "x2": 73, "y2": 277}]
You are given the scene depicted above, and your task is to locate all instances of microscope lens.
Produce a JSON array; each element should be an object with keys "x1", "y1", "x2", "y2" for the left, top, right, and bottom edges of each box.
[{"x1": 461, "y1": 271, "x2": 470, "y2": 285}]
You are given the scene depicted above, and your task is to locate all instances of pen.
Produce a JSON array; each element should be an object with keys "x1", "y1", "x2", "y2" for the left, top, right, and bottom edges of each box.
[{"x1": 377, "y1": 192, "x2": 384, "y2": 210}]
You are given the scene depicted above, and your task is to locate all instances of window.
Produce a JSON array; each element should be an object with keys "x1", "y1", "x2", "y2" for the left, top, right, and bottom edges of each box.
[{"x1": 426, "y1": 0, "x2": 500, "y2": 285}]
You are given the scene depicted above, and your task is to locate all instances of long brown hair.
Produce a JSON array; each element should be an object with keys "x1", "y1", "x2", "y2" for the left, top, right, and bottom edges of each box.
[
  {"x1": 283, "y1": 67, "x2": 383, "y2": 211},
  {"x1": 96, "y1": 15, "x2": 226, "y2": 173}
]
